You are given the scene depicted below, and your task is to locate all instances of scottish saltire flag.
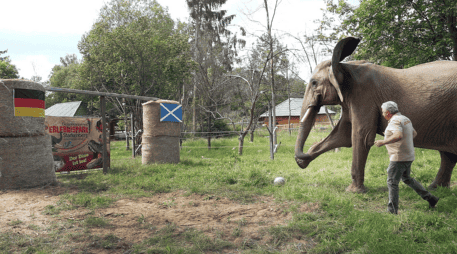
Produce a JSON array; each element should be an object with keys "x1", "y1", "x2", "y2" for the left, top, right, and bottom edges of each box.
[
  {"x1": 160, "y1": 103, "x2": 182, "y2": 122},
  {"x1": 13, "y1": 89, "x2": 45, "y2": 117}
]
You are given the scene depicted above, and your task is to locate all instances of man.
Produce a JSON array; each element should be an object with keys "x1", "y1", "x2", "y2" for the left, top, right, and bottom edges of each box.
[{"x1": 374, "y1": 101, "x2": 439, "y2": 214}]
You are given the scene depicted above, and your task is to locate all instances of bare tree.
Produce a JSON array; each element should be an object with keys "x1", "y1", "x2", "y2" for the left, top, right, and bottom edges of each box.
[
  {"x1": 241, "y1": 0, "x2": 283, "y2": 146},
  {"x1": 227, "y1": 56, "x2": 269, "y2": 155},
  {"x1": 263, "y1": 0, "x2": 281, "y2": 146}
]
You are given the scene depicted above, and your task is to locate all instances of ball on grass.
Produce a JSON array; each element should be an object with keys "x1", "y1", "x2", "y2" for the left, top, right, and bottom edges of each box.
[{"x1": 274, "y1": 177, "x2": 286, "y2": 185}]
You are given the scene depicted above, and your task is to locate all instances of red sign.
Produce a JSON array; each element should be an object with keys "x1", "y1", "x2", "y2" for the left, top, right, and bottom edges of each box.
[{"x1": 45, "y1": 116, "x2": 110, "y2": 172}]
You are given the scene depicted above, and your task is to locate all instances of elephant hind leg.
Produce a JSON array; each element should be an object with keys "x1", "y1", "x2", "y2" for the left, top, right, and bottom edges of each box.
[{"x1": 429, "y1": 151, "x2": 457, "y2": 189}]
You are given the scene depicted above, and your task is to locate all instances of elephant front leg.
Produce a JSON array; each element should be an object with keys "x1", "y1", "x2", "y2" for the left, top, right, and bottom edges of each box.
[
  {"x1": 429, "y1": 151, "x2": 457, "y2": 189},
  {"x1": 345, "y1": 131, "x2": 375, "y2": 193}
]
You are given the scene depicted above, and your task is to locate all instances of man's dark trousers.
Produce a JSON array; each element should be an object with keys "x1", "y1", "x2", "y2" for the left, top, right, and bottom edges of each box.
[{"x1": 387, "y1": 161, "x2": 432, "y2": 214}]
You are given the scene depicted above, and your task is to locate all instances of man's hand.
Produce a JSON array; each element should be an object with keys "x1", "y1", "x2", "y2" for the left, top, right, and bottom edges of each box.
[
  {"x1": 374, "y1": 140, "x2": 385, "y2": 147},
  {"x1": 375, "y1": 131, "x2": 402, "y2": 147}
]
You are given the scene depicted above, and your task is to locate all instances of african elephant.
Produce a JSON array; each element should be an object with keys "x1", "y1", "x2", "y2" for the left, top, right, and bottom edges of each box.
[{"x1": 295, "y1": 37, "x2": 457, "y2": 193}]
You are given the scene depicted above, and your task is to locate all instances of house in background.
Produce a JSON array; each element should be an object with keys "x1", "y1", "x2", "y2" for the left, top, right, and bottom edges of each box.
[
  {"x1": 259, "y1": 98, "x2": 336, "y2": 127},
  {"x1": 45, "y1": 101, "x2": 89, "y2": 117}
]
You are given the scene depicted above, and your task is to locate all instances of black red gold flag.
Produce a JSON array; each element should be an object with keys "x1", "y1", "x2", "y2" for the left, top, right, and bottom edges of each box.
[{"x1": 14, "y1": 88, "x2": 45, "y2": 117}]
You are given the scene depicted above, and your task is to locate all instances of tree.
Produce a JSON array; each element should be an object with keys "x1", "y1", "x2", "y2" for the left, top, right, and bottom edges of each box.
[
  {"x1": 78, "y1": 0, "x2": 194, "y2": 145},
  {"x1": 227, "y1": 52, "x2": 271, "y2": 155},
  {"x1": 187, "y1": 0, "x2": 245, "y2": 136},
  {"x1": 227, "y1": 35, "x2": 294, "y2": 156},
  {"x1": 262, "y1": 0, "x2": 281, "y2": 146},
  {"x1": 46, "y1": 54, "x2": 100, "y2": 112},
  {"x1": 0, "y1": 50, "x2": 19, "y2": 79},
  {"x1": 242, "y1": 0, "x2": 284, "y2": 145},
  {"x1": 186, "y1": 0, "x2": 245, "y2": 145},
  {"x1": 319, "y1": 0, "x2": 457, "y2": 68}
]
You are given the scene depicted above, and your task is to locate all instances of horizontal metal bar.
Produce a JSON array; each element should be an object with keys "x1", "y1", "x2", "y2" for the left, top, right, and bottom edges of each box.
[{"x1": 45, "y1": 87, "x2": 159, "y2": 101}]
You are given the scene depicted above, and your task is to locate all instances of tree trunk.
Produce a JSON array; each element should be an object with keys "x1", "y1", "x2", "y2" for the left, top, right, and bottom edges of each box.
[
  {"x1": 250, "y1": 123, "x2": 256, "y2": 142},
  {"x1": 192, "y1": 83, "x2": 197, "y2": 133},
  {"x1": 270, "y1": 49, "x2": 277, "y2": 145},
  {"x1": 192, "y1": 4, "x2": 201, "y2": 134},
  {"x1": 238, "y1": 94, "x2": 260, "y2": 155},
  {"x1": 268, "y1": 104, "x2": 274, "y2": 160},
  {"x1": 324, "y1": 106, "x2": 335, "y2": 129},
  {"x1": 287, "y1": 66, "x2": 291, "y2": 136},
  {"x1": 207, "y1": 111, "x2": 211, "y2": 150},
  {"x1": 264, "y1": 0, "x2": 277, "y2": 146},
  {"x1": 238, "y1": 131, "x2": 246, "y2": 155},
  {"x1": 453, "y1": 16, "x2": 457, "y2": 61}
]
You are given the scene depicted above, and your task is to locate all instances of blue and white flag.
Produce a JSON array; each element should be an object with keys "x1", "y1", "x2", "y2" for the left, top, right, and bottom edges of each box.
[{"x1": 160, "y1": 103, "x2": 182, "y2": 122}]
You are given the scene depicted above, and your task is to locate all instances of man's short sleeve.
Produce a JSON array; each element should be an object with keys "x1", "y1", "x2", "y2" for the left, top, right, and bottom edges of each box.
[{"x1": 390, "y1": 119, "x2": 403, "y2": 133}]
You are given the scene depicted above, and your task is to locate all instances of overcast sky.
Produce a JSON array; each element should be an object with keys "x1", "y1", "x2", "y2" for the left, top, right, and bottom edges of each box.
[{"x1": 1, "y1": 0, "x2": 357, "y2": 83}]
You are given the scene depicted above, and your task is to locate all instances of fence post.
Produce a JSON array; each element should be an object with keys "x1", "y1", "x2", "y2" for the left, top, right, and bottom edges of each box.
[
  {"x1": 131, "y1": 112, "x2": 135, "y2": 158},
  {"x1": 101, "y1": 96, "x2": 108, "y2": 174},
  {"x1": 125, "y1": 105, "x2": 130, "y2": 151}
]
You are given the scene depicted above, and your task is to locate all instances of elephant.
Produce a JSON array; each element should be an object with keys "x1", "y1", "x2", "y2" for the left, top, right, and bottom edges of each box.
[{"x1": 295, "y1": 36, "x2": 457, "y2": 193}]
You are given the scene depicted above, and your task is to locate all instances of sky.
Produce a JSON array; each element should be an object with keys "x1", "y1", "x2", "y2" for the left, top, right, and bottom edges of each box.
[{"x1": 1, "y1": 0, "x2": 358, "y2": 83}]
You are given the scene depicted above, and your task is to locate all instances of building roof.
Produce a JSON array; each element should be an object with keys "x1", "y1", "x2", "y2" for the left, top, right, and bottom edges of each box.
[
  {"x1": 260, "y1": 98, "x2": 336, "y2": 117},
  {"x1": 45, "y1": 101, "x2": 85, "y2": 117}
]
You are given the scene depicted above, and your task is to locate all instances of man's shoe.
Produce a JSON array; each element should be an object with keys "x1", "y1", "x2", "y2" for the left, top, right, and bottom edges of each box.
[
  {"x1": 428, "y1": 196, "x2": 439, "y2": 208},
  {"x1": 387, "y1": 208, "x2": 397, "y2": 215}
]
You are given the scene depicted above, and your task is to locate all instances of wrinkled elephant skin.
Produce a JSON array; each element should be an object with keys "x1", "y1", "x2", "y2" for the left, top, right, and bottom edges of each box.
[{"x1": 295, "y1": 37, "x2": 457, "y2": 193}]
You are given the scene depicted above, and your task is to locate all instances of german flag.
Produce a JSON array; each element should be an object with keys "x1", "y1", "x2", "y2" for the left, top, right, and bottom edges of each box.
[{"x1": 14, "y1": 89, "x2": 45, "y2": 117}]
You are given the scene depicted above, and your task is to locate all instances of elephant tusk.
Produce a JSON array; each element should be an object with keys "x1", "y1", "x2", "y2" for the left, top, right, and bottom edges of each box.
[
  {"x1": 300, "y1": 105, "x2": 316, "y2": 123},
  {"x1": 300, "y1": 108, "x2": 310, "y2": 123}
]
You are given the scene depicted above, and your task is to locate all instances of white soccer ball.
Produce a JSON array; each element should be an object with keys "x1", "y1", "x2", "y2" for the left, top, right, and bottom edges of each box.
[{"x1": 274, "y1": 177, "x2": 286, "y2": 185}]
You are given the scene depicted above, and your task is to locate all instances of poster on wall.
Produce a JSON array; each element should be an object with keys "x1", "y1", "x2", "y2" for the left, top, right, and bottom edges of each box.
[{"x1": 45, "y1": 116, "x2": 110, "y2": 172}]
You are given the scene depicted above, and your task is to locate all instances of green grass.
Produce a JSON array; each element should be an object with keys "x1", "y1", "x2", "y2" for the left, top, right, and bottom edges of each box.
[{"x1": 1, "y1": 127, "x2": 457, "y2": 253}]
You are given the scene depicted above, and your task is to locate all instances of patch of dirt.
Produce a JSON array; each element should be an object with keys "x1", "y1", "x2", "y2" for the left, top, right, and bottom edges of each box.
[
  {"x1": 0, "y1": 184, "x2": 319, "y2": 253},
  {"x1": 0, "y1": 184, "x2": 79, "y2": 236}
]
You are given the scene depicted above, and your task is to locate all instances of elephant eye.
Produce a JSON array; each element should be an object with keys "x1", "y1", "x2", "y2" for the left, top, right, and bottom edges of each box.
[{"x1": 311, "y1": 80, "x2": 318, "y2": 88}]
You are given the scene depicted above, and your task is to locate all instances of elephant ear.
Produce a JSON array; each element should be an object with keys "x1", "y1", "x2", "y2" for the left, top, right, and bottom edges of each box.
[{"x1": 329, "y1": 37, "x2": 361, "y2": 102}]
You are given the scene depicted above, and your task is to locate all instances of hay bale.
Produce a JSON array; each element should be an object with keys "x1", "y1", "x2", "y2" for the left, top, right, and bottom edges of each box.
[
  {"x1": 0, "y1": 79, "x2": 46, "y2": 137},
  {"x1": 142, "y1": 100, "x2": 181, "y2": 164},
  {"x1": 142, "y1": 136, "x2": 180, "y2": 164},
  {"x1": 142, "y1": 100, "x2": 181, "y2": 137},
  {"x1": 0, "y1": 134, "x2": 56, "y2": 189}
]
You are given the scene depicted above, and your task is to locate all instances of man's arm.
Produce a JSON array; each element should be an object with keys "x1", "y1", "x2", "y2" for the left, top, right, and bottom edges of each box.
[{"x1": 375, "y1": 131, "x2": 403, "y2": 147}]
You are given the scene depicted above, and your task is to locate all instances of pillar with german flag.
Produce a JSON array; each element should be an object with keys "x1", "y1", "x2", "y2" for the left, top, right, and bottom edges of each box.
[{"x1": 14, "y1": 88, "x2": 45, "y2": 117}]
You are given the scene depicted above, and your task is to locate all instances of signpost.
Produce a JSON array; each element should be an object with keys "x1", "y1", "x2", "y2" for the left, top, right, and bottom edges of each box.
[{"x1": 46, "y1": 87, "x2": 159, "y2": 174}]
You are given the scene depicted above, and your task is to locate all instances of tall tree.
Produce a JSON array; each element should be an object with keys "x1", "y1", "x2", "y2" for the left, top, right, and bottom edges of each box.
[
  {"x1": 227, "y1": 49, "x2": 272, "y2": 155},
  {"x1": 186, "y1": 0, "x2": 242, "y2": 134},
  {"x1": 242, "y1": 0, "x2": 283, "y2": 145},
  {"x1": 78, "y1": 0, "x2": 194, "y2": 145},
  {"x1": 262, "y1": 0, "x2": 281, "y2": 145},
  {"x1": 186, "y1": 0, "x2": 245, "y2": 143}
]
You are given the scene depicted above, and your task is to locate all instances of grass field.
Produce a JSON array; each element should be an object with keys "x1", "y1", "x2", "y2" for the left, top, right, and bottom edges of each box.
[{"x1": 1, "y1": 127, "x2": 456, "y2": 253}]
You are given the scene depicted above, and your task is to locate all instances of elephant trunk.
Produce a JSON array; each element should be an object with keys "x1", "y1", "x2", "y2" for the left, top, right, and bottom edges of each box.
[{"x1": 294, "y1": 106, "x2": 319, "y2": 168}]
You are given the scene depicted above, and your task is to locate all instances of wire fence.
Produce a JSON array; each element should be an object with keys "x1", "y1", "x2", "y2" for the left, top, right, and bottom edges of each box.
[
  {"x1": 110, "y1": 125, "x2": 333, "y2": 150},
  {"x1": 57, "y1": 125, "x2": 334, "y2": 175}
]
